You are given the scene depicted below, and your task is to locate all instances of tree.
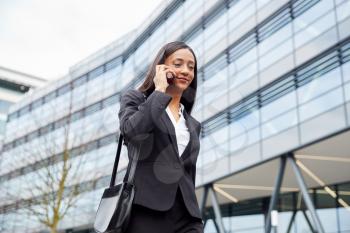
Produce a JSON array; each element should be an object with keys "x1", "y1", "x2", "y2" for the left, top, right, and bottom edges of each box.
[{"x1": 0, "y1": 84, "x2": 113, "y2": 233}]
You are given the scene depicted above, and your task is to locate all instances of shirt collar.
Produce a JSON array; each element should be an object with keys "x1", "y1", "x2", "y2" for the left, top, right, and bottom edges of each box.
[
  {"x1": 179, "y1": 103, "x2": 184, "y2": 115},
  {"x1": 166, "y1": 103, "x2": 185, "y2": 117}
]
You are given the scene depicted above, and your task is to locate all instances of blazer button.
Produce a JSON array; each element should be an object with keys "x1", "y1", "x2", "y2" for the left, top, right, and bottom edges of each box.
[{"x1": 173, "y1": 163, "x2": 181, "y2": 169}]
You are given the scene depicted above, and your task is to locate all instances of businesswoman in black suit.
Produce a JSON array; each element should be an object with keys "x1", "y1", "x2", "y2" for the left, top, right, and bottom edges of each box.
[{"x1": 118, "y1": 41, "x2": 203, "y2": 233}]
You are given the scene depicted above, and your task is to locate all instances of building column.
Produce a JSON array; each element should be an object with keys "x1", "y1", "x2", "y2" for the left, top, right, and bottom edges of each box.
[
  {"x1": 288, "y1": 155, "x2": 325, "y2": 233},
  {"x1": 302, "y1": 210, "x2": 316, "y2": 233},
  {"x1": 209, "y1": 184, "x2": 227, "y2": 233},
  {"x1": 265, "y1": 156, "x2": 287, "y2": 233},
  {"x1": 286, "y1": 211, "x2": 297, "y2": 233}
]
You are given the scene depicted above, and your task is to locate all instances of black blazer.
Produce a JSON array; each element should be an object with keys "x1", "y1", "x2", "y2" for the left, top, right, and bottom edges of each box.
[{"x1": 118, "y1": 89, "x2": 202, "y2": 219}]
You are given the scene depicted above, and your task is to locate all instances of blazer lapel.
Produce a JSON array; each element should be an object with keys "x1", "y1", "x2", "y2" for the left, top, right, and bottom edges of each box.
[
  {"x1": 160, "y1": 112, "x2": 179, "y2": 157},
  {"x1": 159, "y1": 108, "x2": 196, "y2": 161},
  {"x1": 181, "y1": 110, "x2": 196, "y2": 161}
]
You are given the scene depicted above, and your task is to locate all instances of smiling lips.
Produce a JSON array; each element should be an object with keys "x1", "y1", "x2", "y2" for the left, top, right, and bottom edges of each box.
[{"x1": 177, "y1": 77, "x2": 189, "y2": 82}]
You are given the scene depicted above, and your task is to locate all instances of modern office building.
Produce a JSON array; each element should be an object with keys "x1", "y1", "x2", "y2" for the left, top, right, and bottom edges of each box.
[
  {"x1": 0, "y1": 66, "x2": 46, "y2": 147},
  {"x1": 0, "y1": 0, "x2": 349, "y2": 232}
]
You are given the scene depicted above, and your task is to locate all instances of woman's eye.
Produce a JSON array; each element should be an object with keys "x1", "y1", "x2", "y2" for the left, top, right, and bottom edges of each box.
[{"x1": 174, "y1": 64, "x2": 181, "y2": 67}]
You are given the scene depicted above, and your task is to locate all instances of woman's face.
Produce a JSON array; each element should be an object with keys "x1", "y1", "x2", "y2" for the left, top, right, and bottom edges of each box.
[{"x1": 164, "y1": 48, "x2": 195, "y2": 92}]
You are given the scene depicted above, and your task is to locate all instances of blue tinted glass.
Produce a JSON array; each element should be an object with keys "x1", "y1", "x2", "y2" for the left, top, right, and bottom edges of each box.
[
  {"x1": 58, "y1": 84, "x2": 70, "y2": 96},
  {"x1": 165, "y1": 4, "x2": 183, "y2": 29},
  {"x1": 235, "y1": 47, "x2": 257, "y2": 69},
  {"x1": 229, "y1": 127, "x2": 260, "y2": 151},
  {"x1": 336, "y1": 0, "x2": 350, "y2": 21},
  {"x1": 259, "y1": 24, "x2": 292, "y2": 55},
  {"x1": 294, "y1": 0, "x2": 333, "y2": 32},
  {"x1": 257, "y1": 0, "x2": 272, "y2": 9},
  {"x1": 202, "y1": 69, "x2": 228, "y2": 105},
  {"x1": 343, "y1": 61, "x2": 350, "y2": 83},
  {"x1": 344, "y1": 82, "x2": 350, "y2": 101},
  {"x1": 261, "y1": 91, "x2": 297, "y2": 123},
  {"x1": 262, "y1": 109, "x2": 298, "y2": 138},
  {"x1": 228, "y1": 0, "x2": 255, "y2": 31},
  {"x1": 298, "y1": 67, "x2": 342, "y2": 104},
  {"x1": 0, "y1": 100, "x2": 12, "y2": 114},
  {"x1": 73, "y1": 75, "x2": 87, "y2": 88},
  {"x1": 294, "y1": 11, "x2": 336, "y2": 48},
  {"x1": 105, "y1": 57, "x2": 122, "y2": 71},
  {"x1": 299, "y1": 87, "x2": 343, "y2": 122},
  {"x1": 89, "y1": 66, "x2": 104, "y2": 80},
  {"x1": 259, "y1": 39, "x2": 293, "y2": 70},
  {"x1": 230, "y1": 62, "x2": 258, "y2": 89}
]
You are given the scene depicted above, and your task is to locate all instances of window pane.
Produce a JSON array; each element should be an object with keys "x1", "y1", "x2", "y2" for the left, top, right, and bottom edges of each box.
[
  {"x1": 259, "y1": 24, "x2": 292, "y2": 55},
  {"x1": 228, "y1": 0, "x2": 255, "y2": 32},
  {"x1": 297, "y1": 67, "x2": 342, "y2": 104},
  {"x1": 299, "y1": 87, "x2": 343, "y2": 122},
  {"x1": 343, "y1": 61, "x2": 350, "y2": 83},
  {"x1": 262, "y1": 109, "x2": 298, "y2": 138},
  {"x1": 261, "y1": 91, "x2": 297, "y2": 122},
  {"x1": 294, "y1": 11, "x2": 336, "y2": 48},
  {"x1": 294, "y1": 1, "x2": 334, "y2": 33},
  {"x1": 259, "y1": 39, "x2": 293, "y2": 70}
]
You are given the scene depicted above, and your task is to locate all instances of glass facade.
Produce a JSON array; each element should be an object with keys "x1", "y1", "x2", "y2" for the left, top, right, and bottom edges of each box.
[
  {"x1": 203, "y1": 182, "x2": 350, "y2": 233},
  {"x1": 0, "y1": 0, "x2": 349, "y2": 232},
  {"x1": 0, "y1": 67, "x2": 45, "y2": 157}
]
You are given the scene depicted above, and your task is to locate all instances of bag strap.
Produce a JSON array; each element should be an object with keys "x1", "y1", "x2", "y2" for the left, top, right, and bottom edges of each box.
[
  {"x1": 124, "y1": 139, "x2": 141, "y2": 184},
  {"x1": 109, "y1": 133, "x2": 124, "y2": 187},
  {"x1": 109, "y1": 91, "x2": 148, "y2": 187},
  {"x1": 124, "y1": 92, "x2": 148, "y2": 184}
]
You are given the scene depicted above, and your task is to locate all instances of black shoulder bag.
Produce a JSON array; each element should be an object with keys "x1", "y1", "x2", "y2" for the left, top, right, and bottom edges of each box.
[
  {"x1": 94, "y1": 92, "x2": 147, "y2": 233},
  {"x1": 94, "y1": 133, "x2": 140, "y2": 233}
]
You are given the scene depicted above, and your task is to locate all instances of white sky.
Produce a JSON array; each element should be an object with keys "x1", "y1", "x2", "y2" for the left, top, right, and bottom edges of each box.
[{"x1": 0, "y1": 0, "x2": 164, "y2": 81}]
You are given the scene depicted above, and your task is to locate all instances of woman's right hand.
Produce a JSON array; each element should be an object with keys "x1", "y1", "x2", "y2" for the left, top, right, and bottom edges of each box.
[{"x1": 154, "y1": 64, "x2": 176, "y2": 93}]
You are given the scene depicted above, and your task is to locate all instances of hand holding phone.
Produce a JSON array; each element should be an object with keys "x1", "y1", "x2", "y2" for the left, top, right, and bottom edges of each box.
[
  {"x1": 154, "y1": 65, "x2": 176, "y2": 92},
  {"x1": 166, "y1": 72, "x2": 175, "y2": 84}
]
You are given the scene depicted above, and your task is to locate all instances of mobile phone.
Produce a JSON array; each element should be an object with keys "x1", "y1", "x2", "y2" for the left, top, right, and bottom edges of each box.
[{"x1": 166, "y1": 72, "x2": 175, "y2": 84}]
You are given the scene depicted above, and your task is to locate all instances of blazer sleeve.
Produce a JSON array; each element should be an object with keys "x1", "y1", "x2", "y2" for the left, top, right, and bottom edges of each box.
[
  {"x1": 197, "y1": 122, "x2": 202, "y2": 138},
  {"x1": 192, "y1": 122, "x2": 202, "y2": 186},
  {"x1": 118, "y1": 89, "x2": 172, "y2": 143}
]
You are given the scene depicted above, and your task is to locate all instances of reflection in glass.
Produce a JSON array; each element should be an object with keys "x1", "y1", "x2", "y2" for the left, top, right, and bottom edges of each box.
[
  {"x1": 259, "y1": 39, "x2": 293, "y2": 71},
  {"x1": 261, "y1": 91, "x2": 297, "y2": 123},
  {"x1": 228, "y1": 0, "x2": 255, "y2": 33},
  {"x1": 299, "y1": 87, "x2": 343, "y2": 122},
  {"x1": 294, "y1": 11, "x2": 336, "y2": 48},
  {"x1": 336, "y1": 0, "x2": 350, "y2": 22},
  {"x1": 297, "y1": 67, "x2": 341, "y2": 105},
  {"x1": 262, "y1": 109, "x2": 298, "y2": 139},
  {"x1": 294, "y1": 0, "x2": 334, "y2": 33},
  {"x1": 342, "y1": 61, "x2": 350, "y2": 83}
]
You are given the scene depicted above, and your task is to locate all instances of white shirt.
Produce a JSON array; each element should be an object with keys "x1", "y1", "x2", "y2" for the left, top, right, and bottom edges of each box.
[{"x1": 165, "y1": 103, "x2": 190, "y2": 157}]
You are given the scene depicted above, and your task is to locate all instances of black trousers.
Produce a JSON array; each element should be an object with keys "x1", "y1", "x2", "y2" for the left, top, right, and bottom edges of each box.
[{"x1": 125, "y1": 187, "x2": 204, "y2": 233}]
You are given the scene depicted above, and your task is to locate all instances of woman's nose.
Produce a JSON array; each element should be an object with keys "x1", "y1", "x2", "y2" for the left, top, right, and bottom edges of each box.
[{"x1": 180, "y1": 66, "x2": 190, "y2": 75}]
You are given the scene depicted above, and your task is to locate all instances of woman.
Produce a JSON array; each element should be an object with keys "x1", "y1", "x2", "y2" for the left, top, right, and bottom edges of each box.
[{"x1": 118, "y1": 41, "x2": 203, "y2": 233}]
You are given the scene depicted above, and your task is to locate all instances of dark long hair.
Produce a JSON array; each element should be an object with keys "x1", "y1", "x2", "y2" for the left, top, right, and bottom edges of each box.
[{"x1": 138, "y1": 41, "x2": 198, "y2": 115}]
